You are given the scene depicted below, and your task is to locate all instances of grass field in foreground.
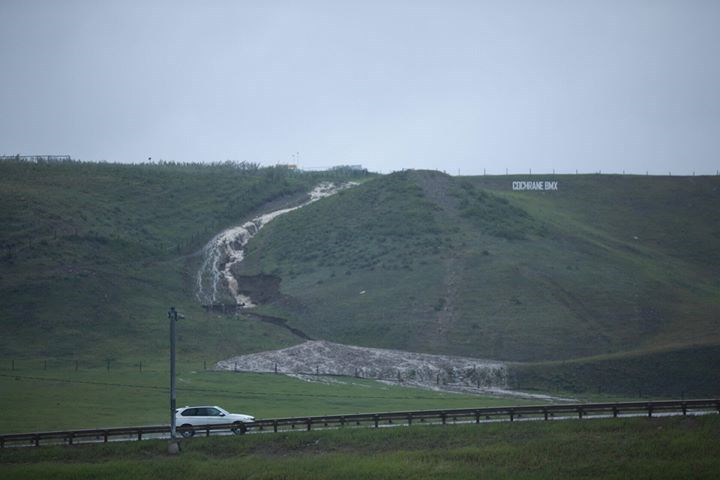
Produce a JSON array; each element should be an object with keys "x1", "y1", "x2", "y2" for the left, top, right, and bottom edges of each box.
[
  {"x1": 0, "y1": 366, "x2": 565, "y2": 433},
  {"x1": 2, "y1": 415, "x2": 719, "y2": 479}
]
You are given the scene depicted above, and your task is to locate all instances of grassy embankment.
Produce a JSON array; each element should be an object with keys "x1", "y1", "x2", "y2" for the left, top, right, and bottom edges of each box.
[
  {"x1": 2, "y1": 161, "x2": 718, "y2": 435},
  {"x1": 2, "y1": 415, "x2": 719, "y2": 479},
  {"x1": 0, "y1": 159, "x2": 369, "y2": 365},
  {"x1": 0, "y1": 160, "x2": 538, "y2": 435},
  {"x1": 0, "y1": 363, "x2": 554, "y2": 433},
  {"x1": 240, "y1": 171, "x2": 720, "y2": 397}
]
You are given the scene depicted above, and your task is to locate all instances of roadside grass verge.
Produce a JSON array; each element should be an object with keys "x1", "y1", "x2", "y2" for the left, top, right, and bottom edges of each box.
[
  {"x1": 2, "y1": 415, "x2": 719, "y2": 479},
  {"x1": 0, "y1": 367, "x2": 548, "y2": 433}
]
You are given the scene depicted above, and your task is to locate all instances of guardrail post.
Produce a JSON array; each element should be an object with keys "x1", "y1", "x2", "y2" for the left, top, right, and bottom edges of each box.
[
  {"x1": 306, "y1": 418, "x2": 312, "y2": 431},
  {"x1": 648, "y1": 405, "x2": 653, "y2": 418},
  {"x1": 34, "y1": 435, "x2": 39, "y2": 447},
  {"x1": 373, "y1": 415, "x2": 379, "y2": 428},
  {"x1": 543, "y1": 409, "x2": 548, "y2": 421},
  {"x1": 578, "y1": 408, "x2": 583, "y2": 419},
  {"x1": 407, "y1": 414, "x2": 412, "y2": 426},
  {"x1": 509, "y1": 409, "x2": 514, "y2": 422},
  {"x1": 68, "y1": 433, "x2": 74, "y2": 445},
  {"x1": 273, "y1": 421, "x2": 278, "y2": 433},
  {"x1": 681, "y1": 403, "x2": 687, "y2": 416},
  {"x1": 612, "y1": 406, "x2": 618, "y2": 418},
  {"x1": 475, "y1": 411, "x2": 480, "y2": 424},
  {"x1": 340, "y1": 417, "x2": 346, "y2": 427},
  {"x1": 441, "y1": 412, "x2": 447, "y2": 425},
  {"x1": 137, "y1": 430, "x2": 142, "y2": 441},
  {"x1": 103, "y1": 431, "x2": 108, "y2": 443}
]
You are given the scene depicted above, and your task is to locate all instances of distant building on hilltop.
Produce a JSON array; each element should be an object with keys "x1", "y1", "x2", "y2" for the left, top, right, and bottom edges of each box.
[{"x1": 1, "y1": 154, "x2": 72, "y2": 162}]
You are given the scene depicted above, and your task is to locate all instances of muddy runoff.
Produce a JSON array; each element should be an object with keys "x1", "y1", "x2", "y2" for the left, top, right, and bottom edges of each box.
[
  {"x1": 195, "y1": 182, "x2": 355, "y2": 307},
  {"x1": 215, "y1": 341, "x2": 574, "y2": 401}
]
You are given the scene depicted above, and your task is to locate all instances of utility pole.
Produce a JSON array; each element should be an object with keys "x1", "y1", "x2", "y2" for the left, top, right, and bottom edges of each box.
[{"x1": 168, "y1": 306, "x2": 183, "y2": 454}]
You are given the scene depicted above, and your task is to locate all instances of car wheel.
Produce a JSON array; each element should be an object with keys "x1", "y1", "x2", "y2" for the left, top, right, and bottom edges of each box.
[
  {"x1": 179, "y1": 425, "x2": 195, "y2": 438},
  {"x1": 231, "y1": 422, "x2": 247, "y2": 435}
]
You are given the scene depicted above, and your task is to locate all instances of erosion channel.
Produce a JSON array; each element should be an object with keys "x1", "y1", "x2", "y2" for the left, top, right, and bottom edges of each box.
[{"x1": 195, "y1": 182, "x2": 354, "y2": 308}]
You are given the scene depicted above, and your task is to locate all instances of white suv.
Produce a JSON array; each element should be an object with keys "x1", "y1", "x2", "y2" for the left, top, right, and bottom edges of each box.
[{"x1": 175, "y1": 405, "x2": 255, "y2": 437}]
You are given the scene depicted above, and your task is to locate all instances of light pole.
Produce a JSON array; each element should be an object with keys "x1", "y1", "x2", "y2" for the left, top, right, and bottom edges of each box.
[{"x1": 168, "y1": 306, "x2": 183, "y2": 453}]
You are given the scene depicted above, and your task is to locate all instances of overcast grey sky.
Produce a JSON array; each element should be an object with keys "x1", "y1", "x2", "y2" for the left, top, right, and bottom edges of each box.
[{"x1": 1, "y1": 1, "x2": 718, "y2": 175}]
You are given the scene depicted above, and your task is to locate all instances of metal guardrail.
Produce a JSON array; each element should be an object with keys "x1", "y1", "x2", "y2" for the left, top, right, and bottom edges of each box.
[{"x1": 1, "y1": 399, "x2": 718, "y2": 448}]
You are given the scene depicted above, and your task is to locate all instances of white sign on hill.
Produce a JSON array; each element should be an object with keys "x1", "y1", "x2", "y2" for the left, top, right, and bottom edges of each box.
[{"x1": 512, "y1": 181, "x2": 559, "y2": 191}]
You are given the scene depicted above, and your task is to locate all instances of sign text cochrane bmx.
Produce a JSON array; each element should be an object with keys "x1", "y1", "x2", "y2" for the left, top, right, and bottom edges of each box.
[{"x1": 512, "y1": 180, "x2": 559, "y2": 191}]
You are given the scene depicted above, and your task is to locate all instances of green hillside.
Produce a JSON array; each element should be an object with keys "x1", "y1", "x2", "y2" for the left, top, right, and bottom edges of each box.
[
  {"x1": 0, "y1": 159, "x2": 368, "y2": 364},
  {"x1": 2, "y1": 161, "x2": 719, "y2": 397},
  {"x1": 239, "y1": 170, "x2": 720, "y2": 395}
]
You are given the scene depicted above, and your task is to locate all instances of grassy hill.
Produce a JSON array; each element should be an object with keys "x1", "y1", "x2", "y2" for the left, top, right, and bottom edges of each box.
[
  {"x1": 2, "y1": 161, "x2": 719, "y2": 397},
  {"x1": 0, "y1": 159, "x2": 369, "y2": 364},
  {"x1": 239, "y1": 170, "x2": 720, "y2": 395}
]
